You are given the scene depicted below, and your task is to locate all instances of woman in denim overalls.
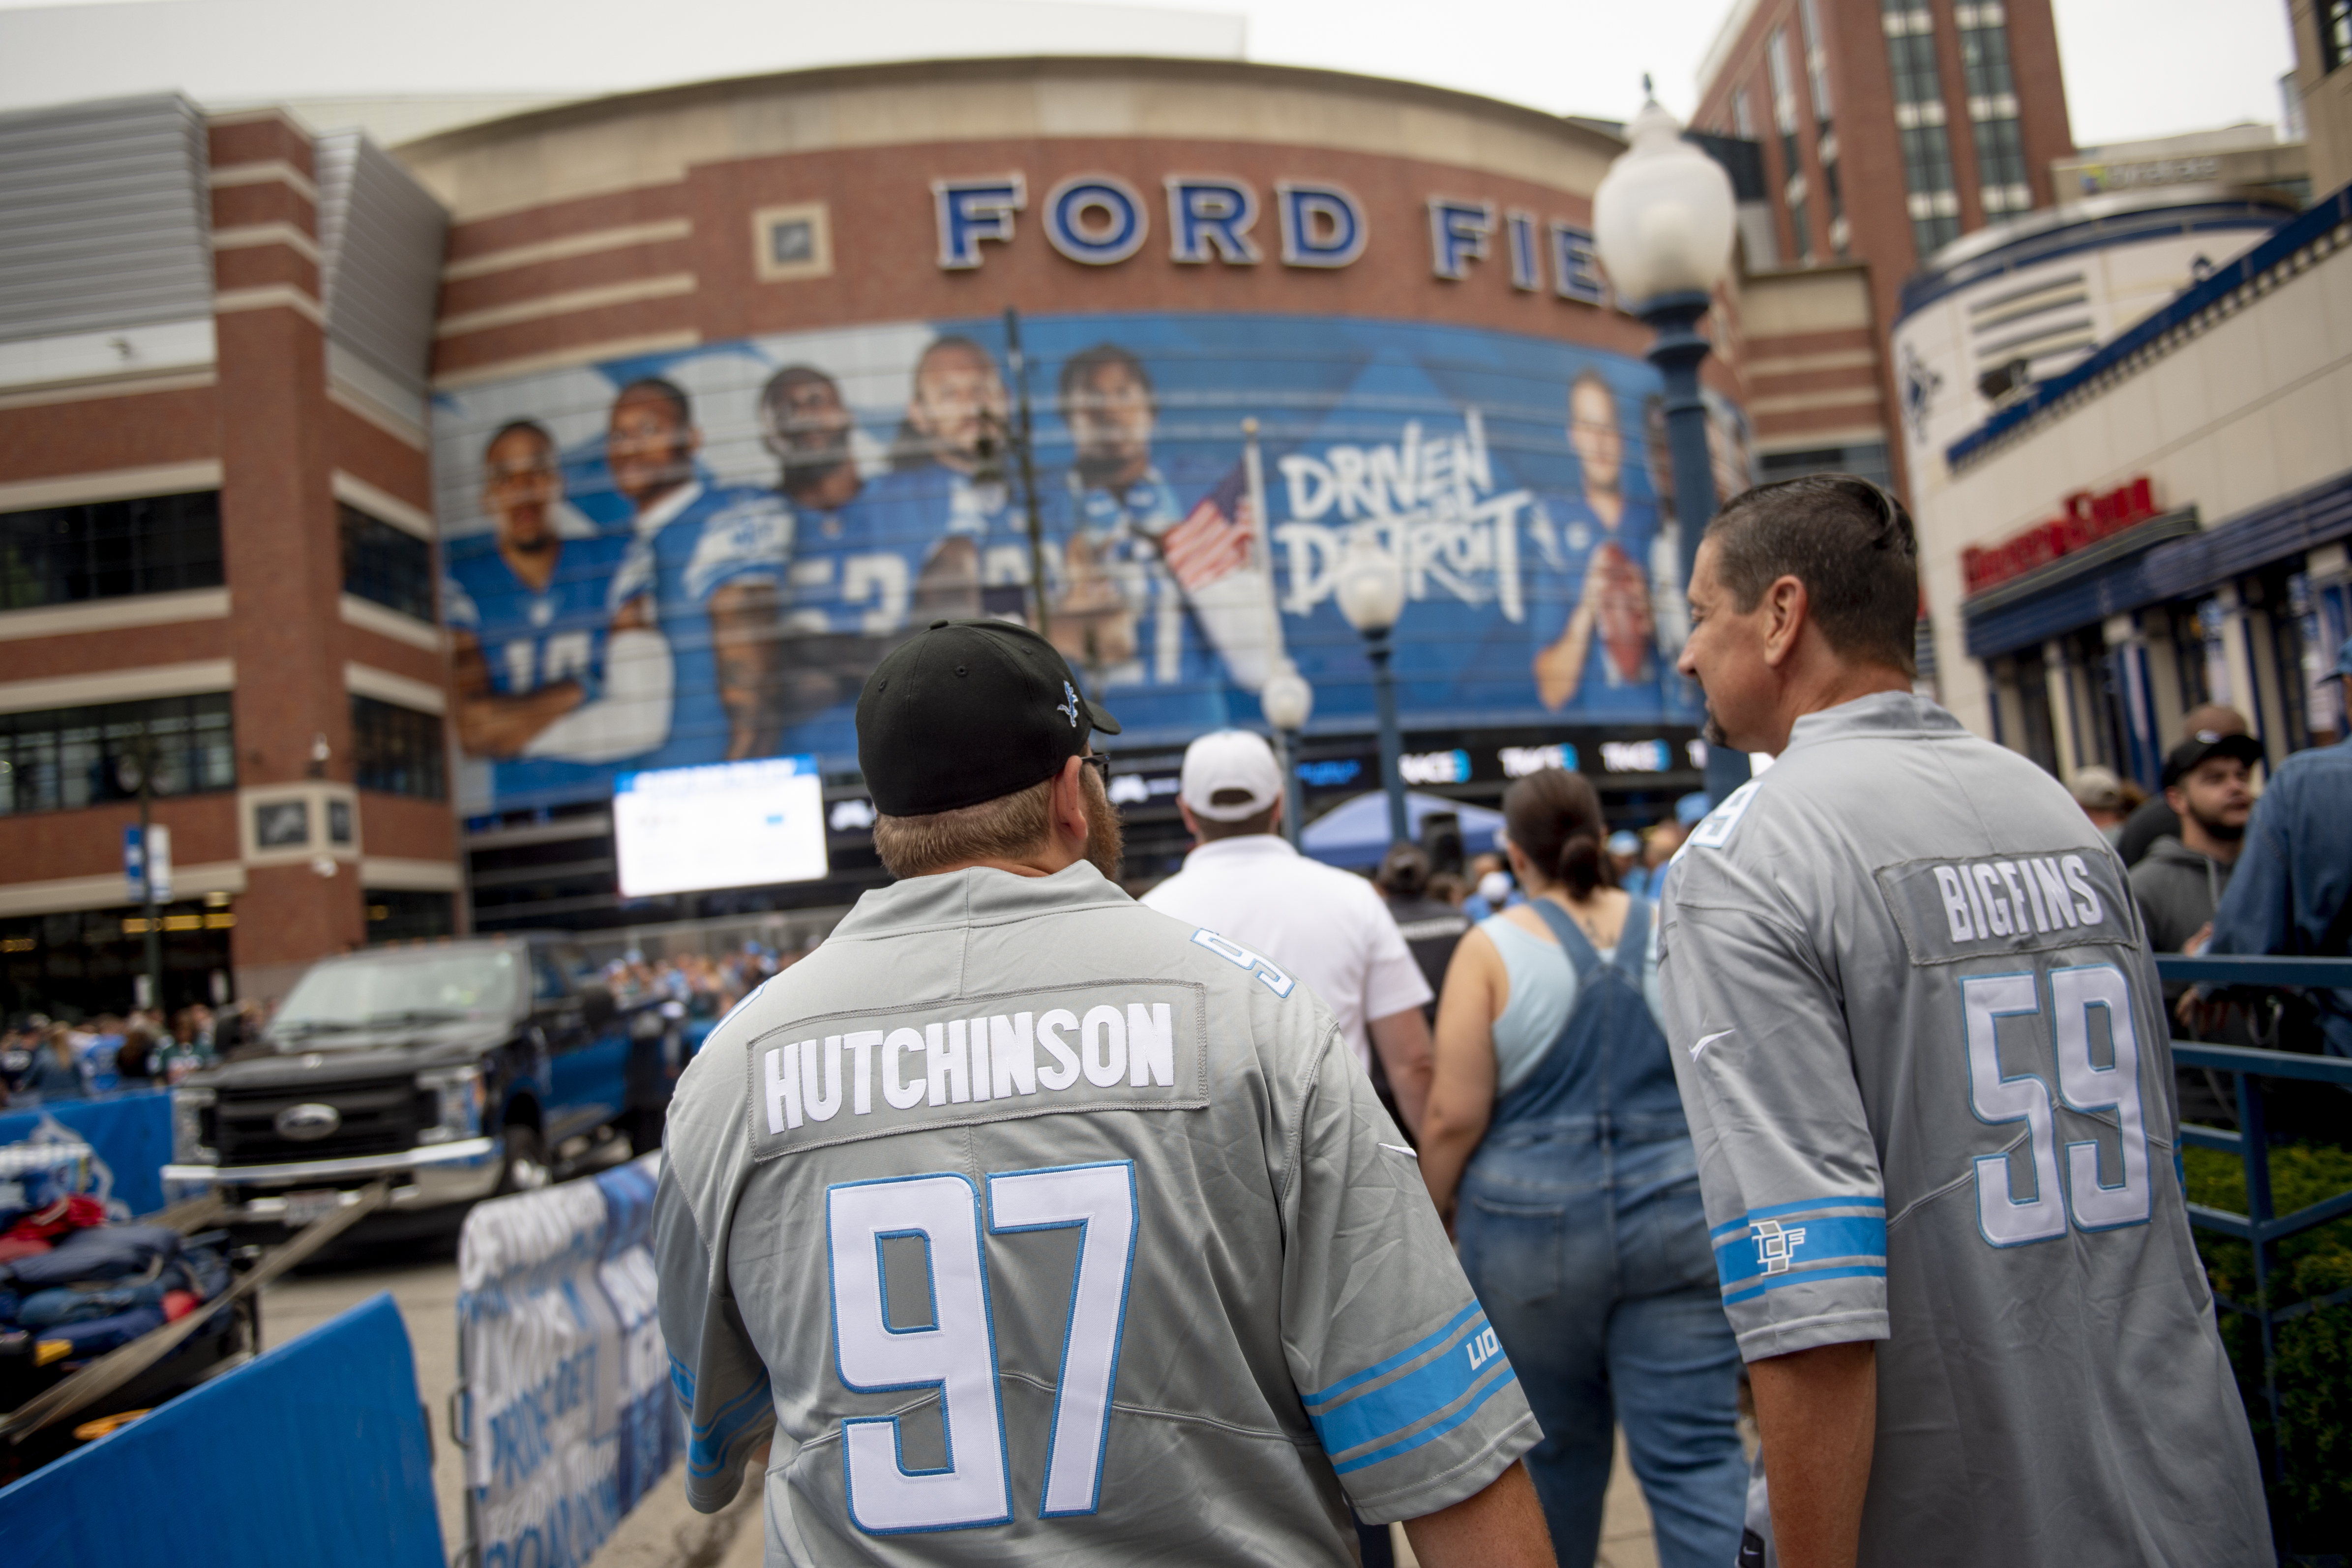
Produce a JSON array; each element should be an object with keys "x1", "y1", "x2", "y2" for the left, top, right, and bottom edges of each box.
[{"x1": 1420, "y1": 769, "x2": 1746, "y2": 1567}]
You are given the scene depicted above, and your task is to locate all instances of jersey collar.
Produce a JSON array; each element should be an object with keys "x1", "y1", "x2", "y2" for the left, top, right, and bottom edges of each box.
[
  {"x1": 1783, "y1": 689, "x2": 1968, "y2": 756},
  {"x1": 633, "y1": 478, "x2": 705, "y2": 538},
  {"x1": 831, "y1": 859, "x2": 1131, "y2": 938}
]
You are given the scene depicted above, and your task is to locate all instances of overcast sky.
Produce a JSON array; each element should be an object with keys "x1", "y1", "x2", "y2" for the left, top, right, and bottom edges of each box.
[{"x1": 0, "y1": 0, "x2": 2298, "y2": 148}]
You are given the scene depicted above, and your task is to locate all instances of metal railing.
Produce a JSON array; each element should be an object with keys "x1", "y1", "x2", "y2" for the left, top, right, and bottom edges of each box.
[{"x1": 2157, "y1": 952, "x2": 2352, "y2": 1498}]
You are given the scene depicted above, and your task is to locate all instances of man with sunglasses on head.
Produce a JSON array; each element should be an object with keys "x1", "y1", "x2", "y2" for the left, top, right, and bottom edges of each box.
[
  {"x1": 655, "y1": 618, "x2": 1553, "y2": 1568},
  {"x1": 1658, "y1": 475, "x2": 2267, "y2": 1567}
]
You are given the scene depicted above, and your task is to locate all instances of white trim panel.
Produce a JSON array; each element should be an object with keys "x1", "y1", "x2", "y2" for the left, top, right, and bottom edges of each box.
[
  {"x1": 208, "y1": 160, "x2": 320, "y2": 204},
  {"x1": 331, "y1": 470, "x2": 435, "y2": 538},
  {"x1": 213, "y1": 223, "x2": 324, "y2": 265},
  {"x1": 0, "y1": 861, "x2": 247, "y2": 919},
  {"x1": 0, "y1": 460, "x2": 222, "y2": 513},
  {"x1": 0, "y1": 659, "x2": 233, "y2": 715},
  {"x1": 340, "y1": 594, "x2": 444, "y2": 652},
  {"x1": 0, "y1": 319, "x2": 217, "y2": 396},
  {"x1": 345, "y1": 660, "x2": 446, "y2": 714},
  {"x1": 442, "y1": 219, "x2": 693, "y2": 282},
  {"x1": 0, "y1": 589, "x2": 230, "y2": 644},
  {"x1": 433, "y1": 274, "x2": 695, "y2": 339},
  {"x1": 359, "y1": 857, "x2": 463, "y2": 891},
  {"x1": 215, "y1": 285, "x2": 325, "y2": 327}
]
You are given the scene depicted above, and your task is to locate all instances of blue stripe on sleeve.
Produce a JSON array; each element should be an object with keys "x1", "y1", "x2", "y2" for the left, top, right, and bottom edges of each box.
[
  {"x1": 1330, "y1": 1367, "x2": 1521, "y2": 1475},
  {"x1": 1303, "y1": 1301, "x2": 1485, "y2": 1413},
  {"x1": 685, "y1": 1371, "x2": 774, "y2": 1479},
  {"x1": 1722, "y1": 1262, "x2": 1888, "y2": 1305},
  {"x1": 1714, "y1": 1214, "x2": 1889, "y2": 1291},
  {"x1": 1709, "y1": 1195, "x2": 1884, "y2": 1242},
  {"x1": 1308, "y1": 1317, "x2": 1502, "y2": 1458}
]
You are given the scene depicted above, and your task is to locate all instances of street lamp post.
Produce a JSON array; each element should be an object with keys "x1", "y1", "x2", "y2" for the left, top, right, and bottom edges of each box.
[
  {"x1": 119, "y1": 725, "x2": 164, "y2": 1016},
  {"x1": 1592, "y1": 87, "x2": 1751, "y2": 806},
  {"x1": 1260, "y1": 664, "x2": 1313, "y2": 850},
  {"x1": 1335, "y1": 540, "x2": 1409, "y2": 848}
]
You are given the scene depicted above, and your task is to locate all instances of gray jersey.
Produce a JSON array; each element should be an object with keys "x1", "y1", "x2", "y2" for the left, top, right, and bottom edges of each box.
[
  {"x1": 655, "y1": 860, "x2": 1536, "y2": 1565},
  {"x1": 1658, "y1": 693, "x2": 2266, "y2": 1567}
]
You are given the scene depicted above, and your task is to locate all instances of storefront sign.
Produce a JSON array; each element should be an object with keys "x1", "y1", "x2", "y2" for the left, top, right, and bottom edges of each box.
[{"x1": 1962, "y1": 476, "x2": 2160, "y2": 596}]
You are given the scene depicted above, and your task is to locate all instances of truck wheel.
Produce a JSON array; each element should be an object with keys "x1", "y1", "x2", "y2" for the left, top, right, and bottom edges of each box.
[{"x1": 498, "y1": 1126, "x2": 552, "y2": 1194}]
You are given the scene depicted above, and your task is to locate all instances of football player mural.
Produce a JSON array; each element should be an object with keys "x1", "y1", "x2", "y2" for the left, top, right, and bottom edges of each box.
[{"x1": 431, "y1": 313, "x2": 1740, "y2": 816}]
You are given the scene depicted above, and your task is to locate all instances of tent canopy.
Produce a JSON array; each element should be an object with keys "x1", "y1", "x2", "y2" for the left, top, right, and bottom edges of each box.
[{"x1": 1299, "y1": 790, "x2": 1505, "y2": 869}]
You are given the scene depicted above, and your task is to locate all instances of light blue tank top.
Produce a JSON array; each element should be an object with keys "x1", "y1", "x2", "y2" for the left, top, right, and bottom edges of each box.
[{"x1": 1479, "y1": 911, "x2": 1666, "y2": 1093}]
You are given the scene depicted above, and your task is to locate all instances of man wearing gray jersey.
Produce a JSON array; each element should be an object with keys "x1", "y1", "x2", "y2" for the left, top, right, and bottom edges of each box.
[
  {"x1": 1660, "y1": 476, "x2": 2267, "y2": 1568},
  {"x1": 654, "y1": 617, "x2": 1550, "y2": 1567}
]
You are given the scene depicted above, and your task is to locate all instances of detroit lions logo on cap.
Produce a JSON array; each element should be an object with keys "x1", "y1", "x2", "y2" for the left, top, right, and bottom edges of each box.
[{"x1": 1057, "y1": 681, "x2": 1079, "y2": 727}]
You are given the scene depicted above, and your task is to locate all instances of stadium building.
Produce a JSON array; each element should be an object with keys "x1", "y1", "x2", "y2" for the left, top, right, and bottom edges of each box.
[{"x1": 0, "y1": 57, "x2": 1892, "y2": 1010}]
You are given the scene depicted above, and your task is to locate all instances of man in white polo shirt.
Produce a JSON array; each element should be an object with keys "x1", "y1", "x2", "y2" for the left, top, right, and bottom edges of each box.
[{"x1": 1141, "y1": 730, "x2": 1435, "y2": 1134}]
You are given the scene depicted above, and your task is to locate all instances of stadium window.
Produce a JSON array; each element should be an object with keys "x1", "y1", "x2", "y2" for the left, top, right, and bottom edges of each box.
[
  {"x1": 1799, "y1": 0, "x2": 1835, "y2": 123},
  {"x1": 351, "y1": 695, "x2": 447, "y2": 800},
  {"x1": 1758, "y1": 443, "x2": 1893, "y2": 489},
  {"x1": 2325, "y1": 0, "x2": 2352, "y2": 74},
  {"x1": 0, "y1": 692, "x2": 236, "y2": 817},
  {"x1": 0, "y1": 491, "x2": 223, "y2": 612},
  {"x1": 364, "y1": 888, "x2": 455, "y2": 944},
  {"x1": 340, "y1": 504, "x2": 436, "y2": 623}
]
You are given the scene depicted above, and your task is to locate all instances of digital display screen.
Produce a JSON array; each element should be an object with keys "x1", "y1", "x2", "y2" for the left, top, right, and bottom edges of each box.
[{"x1": 613, "y1": 755, "x2": 828, "y2": 897}]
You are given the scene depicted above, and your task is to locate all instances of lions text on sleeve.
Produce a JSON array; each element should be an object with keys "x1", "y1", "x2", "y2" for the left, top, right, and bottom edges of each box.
[
  {"x1": 1659, "y1": 692, "x2": 2269, "y2": 1568},
  {"x1": 653, "y1": 864, "x2": 1535, "y2": 1566}
]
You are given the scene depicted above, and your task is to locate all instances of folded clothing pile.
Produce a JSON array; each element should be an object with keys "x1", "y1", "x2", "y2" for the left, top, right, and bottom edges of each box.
[{"x1": 0, "y1": 1213, "x2": 231, "y2": 1366}]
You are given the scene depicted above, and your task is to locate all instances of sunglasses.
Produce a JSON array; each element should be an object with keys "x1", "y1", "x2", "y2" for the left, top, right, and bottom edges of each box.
[{"x1": 1080, "y1": 753, "x2": 1110, "y2": 788}]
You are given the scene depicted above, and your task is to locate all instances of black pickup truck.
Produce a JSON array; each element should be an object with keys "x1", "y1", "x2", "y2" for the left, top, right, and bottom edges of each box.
[{"x1": 161, "y1": 934, "x2": 683, "y2": 1234}]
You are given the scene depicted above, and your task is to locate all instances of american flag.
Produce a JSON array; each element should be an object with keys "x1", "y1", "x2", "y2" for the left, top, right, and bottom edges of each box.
[{"x1": 1158, "y1": 463, "x2": 1255, "y2": 592}]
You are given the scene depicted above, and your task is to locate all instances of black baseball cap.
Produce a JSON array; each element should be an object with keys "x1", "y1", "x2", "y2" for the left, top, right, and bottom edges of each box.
[
  {"x1": 856, "y1": 619, "x2": 1122, "y2": 816},
  {"x1": 2161, "y1": 729, "x2": 2263, "y2": 787}
]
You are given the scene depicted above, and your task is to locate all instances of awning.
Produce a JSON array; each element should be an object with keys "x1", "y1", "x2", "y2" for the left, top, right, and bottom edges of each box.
[{"x1": 1299, "y1": 790, "x2": 1507, "y2": 869}]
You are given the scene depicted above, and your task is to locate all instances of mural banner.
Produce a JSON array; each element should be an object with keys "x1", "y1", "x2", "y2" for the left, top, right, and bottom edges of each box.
[
  {"x1": 432, "y1": 312, "x2": 1751, "y2": 815},
  {"x1": 456, "y1": 1153, "x2": 678, "y2": 1568}
]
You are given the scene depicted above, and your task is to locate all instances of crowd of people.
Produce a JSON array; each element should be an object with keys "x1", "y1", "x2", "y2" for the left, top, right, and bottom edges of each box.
[{"x1": 0, "y1": 1004, "x2": 256, "y2": 1104}]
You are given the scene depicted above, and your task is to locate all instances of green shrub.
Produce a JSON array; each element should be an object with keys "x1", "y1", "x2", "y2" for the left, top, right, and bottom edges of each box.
[{"x1": 2186, "y1": 1142, "x2": 2352, "y2": 1553}]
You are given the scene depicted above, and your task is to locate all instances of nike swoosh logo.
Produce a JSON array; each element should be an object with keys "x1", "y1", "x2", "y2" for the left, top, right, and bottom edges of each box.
[
  {"x1": 1379, "y1": 1143, "x2": 1419, "y2": 1159},
  {"x1": 1690, "y1": 1029, "x2": 1735, "y2": 1062}
]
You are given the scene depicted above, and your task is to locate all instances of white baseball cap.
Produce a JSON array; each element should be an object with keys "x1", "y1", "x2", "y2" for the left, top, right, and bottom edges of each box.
[{"x1": 1179, "y1": 730, "x2": 1285, "y2": 821}]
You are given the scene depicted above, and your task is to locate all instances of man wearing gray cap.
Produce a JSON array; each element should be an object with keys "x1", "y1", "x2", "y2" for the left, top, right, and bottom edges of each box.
[
  {"x1": 654, "y1": 621, "x2": 1550, "y2": 1567},
  {"x1": 1140, "y1": 729, "x2": 1436, "y2": 1135}
]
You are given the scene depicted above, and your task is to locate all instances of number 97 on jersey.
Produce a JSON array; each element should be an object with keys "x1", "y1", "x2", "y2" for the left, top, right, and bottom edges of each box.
[{"x1": 827, "y1": 1161, "x2": 1139, "y2": 1535}]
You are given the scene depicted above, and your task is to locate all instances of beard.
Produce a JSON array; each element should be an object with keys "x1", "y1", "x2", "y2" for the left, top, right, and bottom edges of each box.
[
  {"x1": 2187, "y1": 801, "x2": 2246, "y2": 843},
  {"x1": 1703, "y1": 710, "x2": 1729, "y2": 748},
  {"x1": 1082, "y1": 772, "x2": 1126, "y2": 882}
]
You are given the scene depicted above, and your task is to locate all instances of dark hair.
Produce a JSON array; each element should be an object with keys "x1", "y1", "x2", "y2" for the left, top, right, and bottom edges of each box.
[
  {"x1": 1502, "y1": 767, "x2": 1614, "y2": 899},
  {"x1": 1705, "y1": 473, "x2": 1919, "y2": 677},
  {"x1": 484, "y1": 419, "x2": 555, "y2": 459},
  {"x1": 115, "y1": 1027, "x2": 155, "y2": 1081},
  {"x1": 1375, "y1": 842, "x2": 1431, "y2": 899},
  {"x1": 1058, "y1": 342, "x2": 1154, "y2": 411},
  {"x1": 614, "y1": 376, "x2": 691, "y2": 428}
]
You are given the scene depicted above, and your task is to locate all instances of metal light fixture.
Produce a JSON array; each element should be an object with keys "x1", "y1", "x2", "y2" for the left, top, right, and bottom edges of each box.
[
  {"x1": 1259, "y1": 664, "x2": 1314, "y2": 850},
  {"x1": 1333, "y1": 538, "x2": 1410, "y2": 847},
  {"x1": 1591, "y1": 87, "x2": 1749, "y2": 806}
]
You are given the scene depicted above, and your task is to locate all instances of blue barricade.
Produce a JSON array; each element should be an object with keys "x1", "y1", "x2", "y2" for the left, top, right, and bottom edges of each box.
[
  {"x1": 0, "y1": 1091, "x2": 173, "y2": 1218},
  {"x1": 0, "y1": 1291, "x2": 442, "y2": 1567},
  {"x1": 457, "y1": 1153, "x2": 681, "y2": 1568}
]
